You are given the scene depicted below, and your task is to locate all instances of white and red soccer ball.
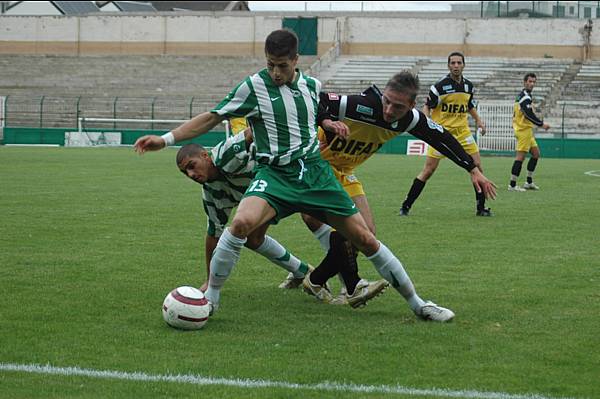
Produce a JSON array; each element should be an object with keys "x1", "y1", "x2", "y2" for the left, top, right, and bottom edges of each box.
[{"x1": 162, "y1": 286, "x2": 210, "y2": 330}]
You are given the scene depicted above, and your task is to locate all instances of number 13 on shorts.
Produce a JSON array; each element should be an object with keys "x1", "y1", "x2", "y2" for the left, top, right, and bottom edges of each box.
[{"x1": 248, "y1": 179, "x2": 268, "y2": 192}]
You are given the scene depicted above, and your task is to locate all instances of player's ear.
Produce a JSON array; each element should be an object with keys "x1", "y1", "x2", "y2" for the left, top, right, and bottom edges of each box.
[{"x1": 290, "y1": 53, "x2": 299, "y2": 65}]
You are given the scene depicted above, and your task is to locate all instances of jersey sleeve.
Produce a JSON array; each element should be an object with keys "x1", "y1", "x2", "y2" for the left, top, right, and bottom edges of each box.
[
  {"x1": 212, "y1": 132, "x2": 255, "y2": 175},
  {"x1": 212, "y1": 77, "x2": 259, "y2": 119},
  {"x1": 425, "y1": 84, "x2": 440, "y2": 109},
  {"x1": 519, "y1": 97, "x2": 544, "y2": 126},
  {"x1": 407, "y1": 109, "x2": 476, "y2": 171},
  {"x1": 468, "y1": 87, "x2": 476, "y2": 110},
  {"x1": 317, "y1": 91, "x2": 342, "y2": 125}
]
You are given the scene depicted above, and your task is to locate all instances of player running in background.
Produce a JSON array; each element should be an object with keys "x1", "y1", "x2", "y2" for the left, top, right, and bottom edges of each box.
[
  {"x1": 295, "y1": 71, "x2": 497, "y2": 306},
  {"x1": 176, "y1": 129, "x2": 312, "y2": 292},
  {"x1": 508, "y1": 72, "x2": 550, "y2": 192},
  {"x1": 135, "y1": 29, "x2": 489, "y2": 322},
  {"x1": 399, "y1": 52, "x2": 491, "y2": 216}
]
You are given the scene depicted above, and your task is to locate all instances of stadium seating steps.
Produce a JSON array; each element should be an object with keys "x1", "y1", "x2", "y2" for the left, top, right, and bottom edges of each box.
[{"x1": 0, "y1": 54, "x2": 599, "y2": 137}]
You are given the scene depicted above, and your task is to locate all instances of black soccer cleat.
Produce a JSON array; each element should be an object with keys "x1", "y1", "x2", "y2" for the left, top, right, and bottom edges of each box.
[
  {"x1": 476, "y1": 208, "x2": 492, "y2": 217},
  {"x1": 399, "y1": 207, "x2": 410, "y2": 216}
]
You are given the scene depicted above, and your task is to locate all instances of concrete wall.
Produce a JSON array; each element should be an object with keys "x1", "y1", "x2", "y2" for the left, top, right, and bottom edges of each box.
[
  {"x1": 0, "y1": 12, "x2": 596, "y2": 60},
  {"x1": 340, "y1": 17, "x2": 597, "y2": 59}
]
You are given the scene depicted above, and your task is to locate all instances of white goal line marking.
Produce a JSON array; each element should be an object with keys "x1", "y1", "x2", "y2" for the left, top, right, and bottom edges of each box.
[
  {"x1": 0, "y1": 363, "x2": 583, "y2": 399},
  {"x1": 583, "y1": 170, "x2": 600, "y2": 177}
]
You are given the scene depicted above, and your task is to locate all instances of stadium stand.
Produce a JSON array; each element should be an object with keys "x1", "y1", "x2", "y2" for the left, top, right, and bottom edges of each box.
[
  {"x1": 319, "y1": 55, "x2": 600, "y2": 138},
  {"x1": 544, "y1": 60, "x2": 600, "y2": 137},
  {"x1": 1, "y1": 53, "x2": 598, "y2": 137},
  {"x1": 320, "y1": 55, "x2": 570, "y2": 105},
  {"x1": 0, "y1": 54, "x2": 314, "y2": 129}
]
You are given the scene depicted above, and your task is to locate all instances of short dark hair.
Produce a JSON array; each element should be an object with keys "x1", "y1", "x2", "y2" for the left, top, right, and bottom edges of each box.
[
  {"x1": 524, "y1": 72, "x2": 537, "y2": 81},
  {"x1": 265, "y1": 29, "x2": 298, "y2": 59},
  {"x1": 176, "y1": 143, "x2": 206, "y2": 167},
  {"x1": 447, "y1": 51, "x2": 465, "y2": 65},
  {"x1": 385, "y1": 71, "x2": 420, "y2": 101}
]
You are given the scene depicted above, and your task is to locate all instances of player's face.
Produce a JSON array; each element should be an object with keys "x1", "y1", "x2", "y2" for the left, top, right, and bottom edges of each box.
[
  {"x1": 266, "y1": 53, "x2": 298, "y2": 86},
  {"x1": 178, "y1": 152, "x2": 218, "y2": 184},
  {"x1": 524, "y1": 77, "x2": 537, "y2": 91},
  {"x1": 382, "y1": 88, "x2": 416, "y2": 123},
  {"x1": 448, "y1": 56, "x2": 465, "y2": 79}
]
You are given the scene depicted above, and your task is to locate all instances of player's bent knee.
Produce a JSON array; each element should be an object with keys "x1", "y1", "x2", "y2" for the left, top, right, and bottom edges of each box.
[{"x1": 229, "y1": 217, "x2": 254, "y2": 239}]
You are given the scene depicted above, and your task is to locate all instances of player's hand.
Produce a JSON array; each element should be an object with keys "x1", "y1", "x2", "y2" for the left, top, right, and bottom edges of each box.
[
  {"x1": 477, "y1": 121, "x2": 487, "y2": 135},
  {"x1": 199, "y1": 281, "x2": 208, "y2": 293},
  {"x1": 134, "y1": 135, "x2": 166, "y2": 154},
  {"x1": 542, "y1": 122, "x2": 550, "y2": 130},
  {"x1": 470, "y1": 168, "x2": 497, "y2": 200},
  {"x1": 322, "y1": 119, "x2": 350, "y2": 138}
]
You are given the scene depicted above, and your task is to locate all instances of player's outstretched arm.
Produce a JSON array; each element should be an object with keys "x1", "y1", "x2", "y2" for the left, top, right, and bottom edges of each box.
[
  {"x1": 470, "y1": 168, "x2": 497, "y2": 200},
  {"x1": 134, "y1": 112, "x2": 225, "y2": 154}
]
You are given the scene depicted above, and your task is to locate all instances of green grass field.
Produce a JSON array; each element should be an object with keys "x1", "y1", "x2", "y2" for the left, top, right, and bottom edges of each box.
[{"x1": 1, "y1": 146, "x2": 599, "y2": 399}]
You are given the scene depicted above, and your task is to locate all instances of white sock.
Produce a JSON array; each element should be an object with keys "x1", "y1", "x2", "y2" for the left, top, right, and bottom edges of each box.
[
  {"x1": 254, "y1": 235, "x2": 309, "y2": 278},
  {"x1": 313, "y1": 224, "x2": 332, "y2": 252},
  {"x1": 337, "y1": 273, "x2": 347, "y2": 295},
  {"x1": 367, "y1": 241, "x2": 425, "y2": 312},
  {"x1": 205, "y1": 228, "x2": 246, "y2": 305}
]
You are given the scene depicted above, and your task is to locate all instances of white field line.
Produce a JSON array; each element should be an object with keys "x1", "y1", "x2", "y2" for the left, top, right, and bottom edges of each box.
[
  {"x1": 583, "y1": 170, "x2": 600, "y2": 177},
  {"x1": 0, "y1": 362, "x2": 584, "y2": 399}
]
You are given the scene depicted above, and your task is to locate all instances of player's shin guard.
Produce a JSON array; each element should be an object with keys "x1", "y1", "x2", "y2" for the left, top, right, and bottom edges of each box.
[
  {"x1": 527, "y1": 157, "x2": 538, "y2": 184},
  {"x1": 402, "y1": 178, "x2": 426, "y2": 210},
  {"x1": 474, "y1": 185, "x2": 486, "y2": 211},
  {"x1": 254, "y1": 235, "x2": 308, "y2": 277},
  {"x1": 510, "y1": 160, "x2": 523, "y2": 186},
  {"x1": 309, "y1": 231, "x2": 348, "y2": 286},
  {"x1": 367, "y1": 242, "x2": 425, "y2": 311},
  {"x1": 205, "y1": 228, "x2": 246, "y2": 305},
  {"x1": 336, "y1": 235, "x2": 360, "y2": 295}
]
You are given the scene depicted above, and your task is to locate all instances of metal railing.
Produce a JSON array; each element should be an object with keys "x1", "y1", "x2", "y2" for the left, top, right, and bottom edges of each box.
[
  {"x1": 3, "y1": 95, "x2": 600, "y2": 140},
  {"x1": 2, "y1": 96, "x2": 216, "y2": 131},
  {"x1": 555, "y1": 100, "x2": 600, "y2": 138}
]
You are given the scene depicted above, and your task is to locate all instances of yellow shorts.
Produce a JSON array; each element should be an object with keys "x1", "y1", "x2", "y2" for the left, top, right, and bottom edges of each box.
[
  {"x1": 331, "y1": 166, "x2": 364, "y2": 198},
  {"x1": 514, "y1": 129, "x2": 538, "y2": 152},
  {"x1": 427, "y1": 127, "x2": 479, "y2": 158},
  {"x1": 229, "y1": 118, "x2": 248, "y2": 135}
]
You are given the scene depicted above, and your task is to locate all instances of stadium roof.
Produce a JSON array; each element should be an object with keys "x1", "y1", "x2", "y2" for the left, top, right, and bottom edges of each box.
[
  {"x1": 144, "y1": 1, "x2": 249, "y2": 11},
  {"x1": 5, "y1": 1, "x2": 101, "y2": 14},
  {"x1": 109, "y1": 1, "x2": 157, "y2": 12},
  {"x1": 53, "y1": 1, "x2": 100, "y2": 14}
]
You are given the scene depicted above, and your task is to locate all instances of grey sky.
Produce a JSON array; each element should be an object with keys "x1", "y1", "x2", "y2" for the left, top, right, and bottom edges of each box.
[{"x1": 248, "y1": 1, "x2": 462, "y2": 12}]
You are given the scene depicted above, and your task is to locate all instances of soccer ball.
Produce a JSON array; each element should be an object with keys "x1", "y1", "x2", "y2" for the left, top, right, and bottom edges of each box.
[{"x1": 162, "y1": 286, "x2": 210, "y2": 330}]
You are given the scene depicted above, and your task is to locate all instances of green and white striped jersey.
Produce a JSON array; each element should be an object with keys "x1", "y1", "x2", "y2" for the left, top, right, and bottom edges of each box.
[
  {"x1": 212, "y1": 68, "x2": 321, "y2": 166},
  {"x1": 202, "y1": 132, "x2": 255, "y2": 237}
]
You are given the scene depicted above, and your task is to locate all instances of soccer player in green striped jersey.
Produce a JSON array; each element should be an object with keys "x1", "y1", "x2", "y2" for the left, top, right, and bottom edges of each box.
[
  {"x1": 135, "y1": 29, "x2": 457, "y2": 322},
  {"x1": 175, "y1": 129, "x2": 312, "y2": 292}
]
